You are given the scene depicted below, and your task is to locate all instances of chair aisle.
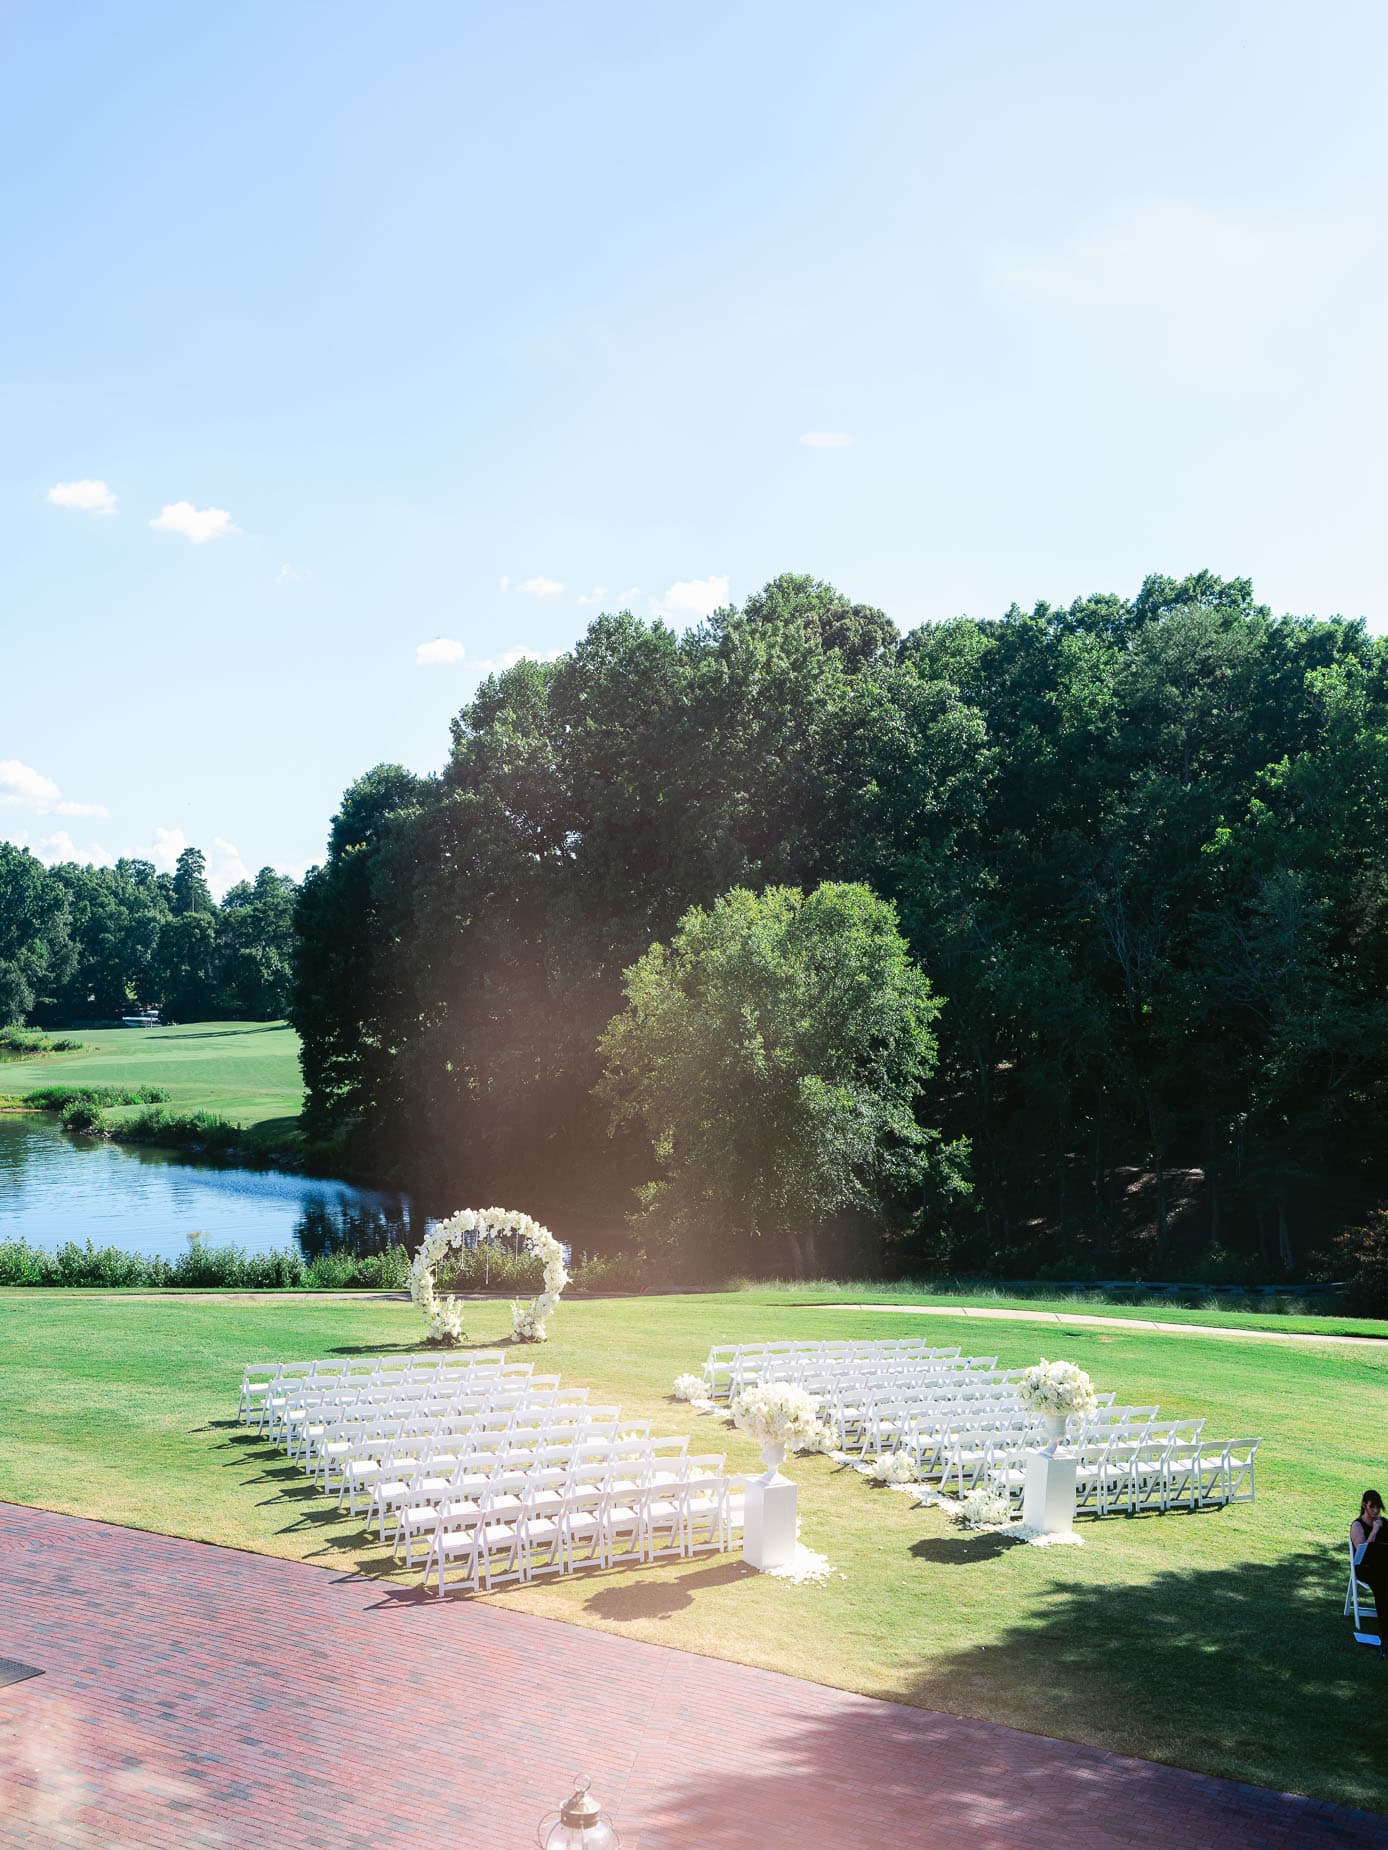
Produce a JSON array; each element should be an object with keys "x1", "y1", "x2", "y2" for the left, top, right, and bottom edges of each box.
[
  {"x1": 698, "y1": 1338, "x2": 1261, "y2": 1519},
  {"x1": 237, "y1": 1353, "x2": 743, "y2": 1597}
]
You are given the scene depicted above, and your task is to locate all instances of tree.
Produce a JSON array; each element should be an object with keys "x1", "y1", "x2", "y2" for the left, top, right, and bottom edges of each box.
[
  {"x1": 154, "y1": 910, "x2": 218, "y2": 1022},
  {"x1": 0, "y1": 844, "x2": 71, "y2": 1024},
  {"x1": 596, "y1": 882, "x2": 965, "y2": 1274},
  {"x1": 218, "y1": 868, "x2": 297, "y2": 1017},
  {"x1": 171, "y1": 846, "x2": 212, "y2": 915}
]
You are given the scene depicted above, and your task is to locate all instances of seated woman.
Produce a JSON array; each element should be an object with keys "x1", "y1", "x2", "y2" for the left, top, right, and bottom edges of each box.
[{"x1": 1351, "y1": 1488, "x2": 1387, "y2": 1655}]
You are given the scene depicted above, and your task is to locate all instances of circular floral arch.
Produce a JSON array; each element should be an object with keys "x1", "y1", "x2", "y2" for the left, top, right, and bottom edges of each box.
[{"x1": 409, "y1": 1207, "x2": 569, "y2": 1346}]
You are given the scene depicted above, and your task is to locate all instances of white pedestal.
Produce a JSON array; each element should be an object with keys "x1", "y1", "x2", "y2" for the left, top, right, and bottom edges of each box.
[
  {"x1": 1022, "y1": 1449, "x2": 1077, "y2": 1536},
  {"x1": 741, "y1": 1473, "x2": 798, "y2": 1570}
]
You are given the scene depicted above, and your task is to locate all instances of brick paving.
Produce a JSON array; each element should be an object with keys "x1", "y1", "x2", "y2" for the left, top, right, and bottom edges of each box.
[{"x1": 0, "y1": 1501, "x2": 1384, "y2": 1850}]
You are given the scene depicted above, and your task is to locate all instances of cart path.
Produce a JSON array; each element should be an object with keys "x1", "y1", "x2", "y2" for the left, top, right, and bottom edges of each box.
[
  {"x1": 798, "y1": 1301, "x2": 1387, "y2": 1346},
  {"x1": 1, "y1": 1502, "x2": 1384, "y2": 1849}
]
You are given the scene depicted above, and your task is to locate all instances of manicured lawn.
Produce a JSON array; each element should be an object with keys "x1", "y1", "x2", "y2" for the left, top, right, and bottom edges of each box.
[
  {"x1": 1, "y1": 1289, "x2": 1384, "y2": 1809},
  {"x1": 0, "y1": 1020, "x2": 303, "y2": 1128},
  {"x1": 746, "y1": 1280, "x2": 1388, "y2": 1341}
]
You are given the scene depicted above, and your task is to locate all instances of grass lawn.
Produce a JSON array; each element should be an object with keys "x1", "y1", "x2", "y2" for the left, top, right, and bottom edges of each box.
[
  {"x1": 745, "y1": 1280, "x2": 1388, "y2": 1341},
  {"x1": 2, "y1": 1290, "x2": 1385, "y2": 1810},
  {"x1": 0, "y1": 1020, "x2": 303, "y2": 1129}
]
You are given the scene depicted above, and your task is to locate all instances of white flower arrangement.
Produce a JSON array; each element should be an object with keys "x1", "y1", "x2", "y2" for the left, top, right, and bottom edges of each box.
[
  {"x1": 672, "y1": 1373, "x2": 706, "y2": 1401},
  {"x1": 959, "y1": 1482, "x2": 1013, "y2": 1528},
  {"x1": 868, "y1": 1451, "x2": 918, "y2": 1485},
  {"x1": 408, "y1": 1207, "x2": 569, "y2": 1347},
  {"x1": 1017, "y1": 1358, "x2": 1099, "y2": 1417},
  {"x1": 797, "y1": 1419, "x2": 840, "y2": 1456},
  {"x1": 730, "y1": 1382, "x2": 821, "y2": 1451}
]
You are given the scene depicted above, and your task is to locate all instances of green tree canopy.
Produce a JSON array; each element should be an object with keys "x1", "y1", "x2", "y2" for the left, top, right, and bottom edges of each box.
[{"x1": 597, "y1": 882, "x2": 964, "y2": 1273}]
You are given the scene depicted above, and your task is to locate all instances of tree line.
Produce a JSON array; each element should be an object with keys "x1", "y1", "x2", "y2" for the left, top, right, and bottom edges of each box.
[
  {"x1": 0, "y1": 844, "x2": 297, "y2": 1024},
  {"x1": 291, "y1": 570, "x2": 1388, "y2": 1281}
]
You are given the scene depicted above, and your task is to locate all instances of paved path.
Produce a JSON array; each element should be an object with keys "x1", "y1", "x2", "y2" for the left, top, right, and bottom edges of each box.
[
  {"x1": 804, "y1": 1301, "x2": 1386, "y2": 1347},
  {"x1": 1, "y1": 1504, "x2": 1383, "y2": 1850}
]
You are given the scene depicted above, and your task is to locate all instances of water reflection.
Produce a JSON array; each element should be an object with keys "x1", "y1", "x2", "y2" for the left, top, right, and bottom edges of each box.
[
  {"x1": 294, "y1": 1197, "x2": 423, "y2": 1260},
  {"x1": 0, "y1": 1113, "x2": 432, "y2": 1263}
]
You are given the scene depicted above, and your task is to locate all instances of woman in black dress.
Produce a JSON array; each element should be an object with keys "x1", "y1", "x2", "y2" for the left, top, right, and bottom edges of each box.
[{"x1": 1351, "y1": 1488, "x2": 1387, "y2": 1656}]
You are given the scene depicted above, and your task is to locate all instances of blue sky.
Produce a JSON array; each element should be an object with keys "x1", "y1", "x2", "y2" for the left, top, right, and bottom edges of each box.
[{"x1": 3, "y1": 2, "x2": 1385, "y2": 891}]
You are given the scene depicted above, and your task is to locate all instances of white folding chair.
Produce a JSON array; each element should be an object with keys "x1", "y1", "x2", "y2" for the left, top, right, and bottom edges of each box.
[{"x1": 1344, "y1": 1539, "x2": 1381, "y2": 1645}]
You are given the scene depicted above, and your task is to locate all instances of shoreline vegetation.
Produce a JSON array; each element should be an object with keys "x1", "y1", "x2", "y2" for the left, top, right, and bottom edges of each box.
[{"x1": 2, "y1": 1236, "x2": 1383, "y2": 1336}]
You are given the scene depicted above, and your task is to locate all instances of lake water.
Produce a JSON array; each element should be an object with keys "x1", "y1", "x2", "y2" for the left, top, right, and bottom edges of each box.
[{"x1": 0, "y1": 1112, "x2": 430, "y2": 1260}]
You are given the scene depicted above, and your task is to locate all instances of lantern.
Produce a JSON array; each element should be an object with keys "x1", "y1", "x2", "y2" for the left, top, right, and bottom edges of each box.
[{"x1": 536, "y1": 1776, "x2": 621, "y2": 1849}]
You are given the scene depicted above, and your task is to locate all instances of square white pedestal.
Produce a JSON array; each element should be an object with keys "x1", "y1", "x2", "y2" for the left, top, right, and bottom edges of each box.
[
  {"x1": 1022, "y1": 1450, "x2": 1077, "y2": 1535},
  {"x1": 742, "y1": 1474, "x2": 798, "y2": 1570}
]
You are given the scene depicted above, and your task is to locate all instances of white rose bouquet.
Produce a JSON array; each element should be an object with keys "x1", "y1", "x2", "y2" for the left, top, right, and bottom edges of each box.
[
  {"x1": 1017, "y1": 1358, "x2": 1098, "y2": 1417},
  {"x1": 960, "y1": 1482, "x2": 1013, "y2": 1528},
  {"x1": 672, "y1": 1373, "x2": 706, "y2": 1401},
  {"x1": 869, "y1": 1451, "x2": 918, "y2": 1484},
  {"x1": 730, "y1": 1382, "x2": 821, "y2": 1451}
]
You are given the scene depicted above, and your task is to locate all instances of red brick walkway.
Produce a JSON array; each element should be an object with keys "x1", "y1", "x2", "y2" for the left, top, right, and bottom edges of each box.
[{"x1": 0, "y1": 1503, "x2": 1383, "y2": 1850}]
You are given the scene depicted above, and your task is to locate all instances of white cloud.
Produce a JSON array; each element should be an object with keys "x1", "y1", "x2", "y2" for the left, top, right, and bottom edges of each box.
[
  {"x1": 472, "y1": 646, "x2": 565, "y2": 675},
  {"x1": 276, "y1": 564, "x2": 304, "y2": 585},
  {"x1": 498, "y1": 575, "x2": 511, "y2": 593},
  {"x1": 415, "y1": 637, "x2": 467, "y2": 666},
  {"x1": 34, "y1": 831, "x2": 116, "y2": 868},
  {"x1": 653, "y1": 575, "x2": 730, "y2": 623},
  {"x1": 0, "y1": 761, "x2": 61, "y2": 807},
  {"x1": 518, "y1": 575, "x2": 563, "y2": 597},
  {"x1": 578, "y1": 585, "x2": 608, "y2": 607},
  {"x1": 0, "y1": 759, "x2": 107, "y2": 818},
  {"x1": 800, "y1": 432, "x2": 855, "y2": 449},
  {"x1": 48, "y1": 478, "x2": 117, "y2": 515},
  {"x1": 151, "y1": 826, "x2": 188, "y2": 873},
  {"x1": 209, "y1": 836, "x2": 252, "y2": 897},
  {"x1": 149, "y1": 501, "x2": 240, "y2": 543}
]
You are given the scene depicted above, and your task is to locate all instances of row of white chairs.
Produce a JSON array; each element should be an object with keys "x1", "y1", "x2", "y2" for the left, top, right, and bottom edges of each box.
[
  {"x1": 703, "y1": 1338, "x2": 961, "y2": 1400},
  {"x1": 428, "y1": 1470, "x2": 739, "y2": 1596},
  {"x1": 239, "y1": 1351, "x2": 511, "y2": 1425},
  {"x1": 379, "y1": 1433, "x2": 699, "y2": 1560},
  {"x1": 241, "y1": 1356, "x2": 745, "y2": 1596}
]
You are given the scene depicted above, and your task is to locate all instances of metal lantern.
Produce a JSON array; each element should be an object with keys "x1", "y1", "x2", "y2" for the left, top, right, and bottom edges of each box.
[{"x1": 536, "y1": 1776, "x2": 621, "y2": 1849}]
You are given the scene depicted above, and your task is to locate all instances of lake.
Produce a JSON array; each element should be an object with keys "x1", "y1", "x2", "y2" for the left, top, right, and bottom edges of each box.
[{"x1": 0, "y1": 1112, "x2": 429, "y2": 1260}]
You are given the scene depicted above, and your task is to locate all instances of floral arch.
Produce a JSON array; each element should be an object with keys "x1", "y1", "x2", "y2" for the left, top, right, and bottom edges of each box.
[{"x1": 409, "y1": 1207, "x2": 569, "y2": 1346}]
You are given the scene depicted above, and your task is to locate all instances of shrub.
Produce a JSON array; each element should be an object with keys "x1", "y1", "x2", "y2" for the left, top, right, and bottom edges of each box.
[
  {"x1": 27, "y1": 1084, "x2": 169, "y2": 1111},
  {"x1": 568, "y1": 1250, "x2": 649, "y2": 1293},
  {"x1": 1333, "y1": 1212, "x2": 1388, "y2": 1316},
  {"x1": 112, "y1": 1107, "x2": 245, "y2": 1154},
  {"x1": 0, "y1": 1027, "x2": 88, "y2": 1057},
  {"x1": 60, "y1": 1098, "x2": 106, "y2": 1132},
  {"x1": 0, "y1": 1234, "x2": 415, "y2": 1290}
]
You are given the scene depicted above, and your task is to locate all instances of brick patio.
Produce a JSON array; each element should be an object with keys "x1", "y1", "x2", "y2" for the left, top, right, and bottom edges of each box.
[{"x1": 0, "y1": 1502, "x2": 1383, "y2": 1849}]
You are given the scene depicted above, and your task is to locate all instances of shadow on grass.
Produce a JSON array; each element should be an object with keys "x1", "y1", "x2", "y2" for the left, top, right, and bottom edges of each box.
[
  {"x1": 896, "y1": 1547, "x2": 1385, "y2": 1811},
  {"x1": 639, "y1": 1551, "x2": 1388, "y2": 1843},
  {"x1": 909, "y1": 1531, "x2": 1015, "y2": 1565},
  {"x1": 582, "y1": 1559, "x2": 750, "y2": 1622}
]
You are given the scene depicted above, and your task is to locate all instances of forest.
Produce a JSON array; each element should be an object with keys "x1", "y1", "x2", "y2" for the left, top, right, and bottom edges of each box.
[
  {"x1": 290, "y1": 570, "x2": 1388, "y2": 1283},
  {"x1": 0, "y1": 843, "x2": 297, "y2": 1025}
]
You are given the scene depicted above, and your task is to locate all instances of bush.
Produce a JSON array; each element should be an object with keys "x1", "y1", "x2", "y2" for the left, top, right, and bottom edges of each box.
[
  {"x1": 0, "y1": 1027, "x2": 89, "y2": 1057},
  {"x1": 111, "y1": 1107, "x2": 244, "y2": 1154},
  {"x1": 1334, "y1": 1212, "x2": 1388, "y2": 1316},
  {"x1": 0, "y1": 1234, "x2": 415, "y2": 1290},
  {"x1": 60, "y1": 1098, "x2": 107, "y2": 1133},
  {"x1": 568, "y1": 1250, "x2": 650, "y2": 1293},
  {"x1": 26, "y1": 1084, "x2": 169, "y2": 1110}
]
